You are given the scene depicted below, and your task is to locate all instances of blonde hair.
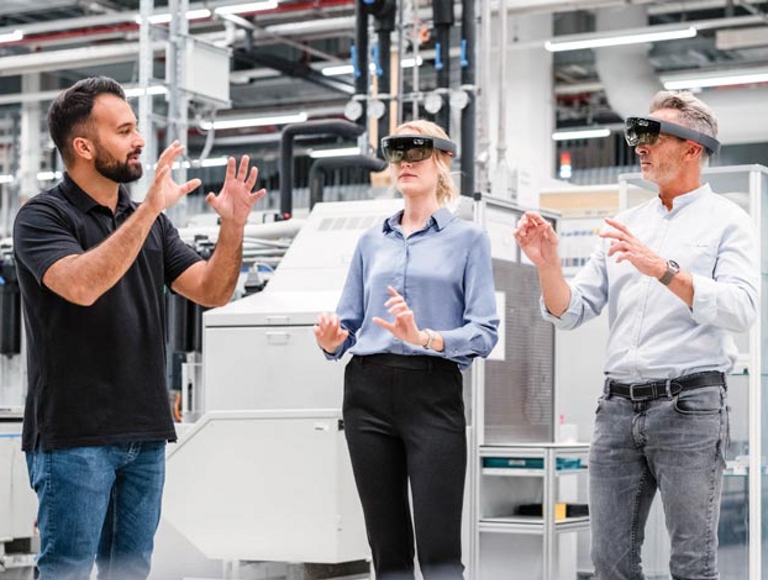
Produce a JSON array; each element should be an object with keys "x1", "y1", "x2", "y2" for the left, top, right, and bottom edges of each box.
[{"x1": 394, "y1": 119, "x2": 459, "y2": 206}]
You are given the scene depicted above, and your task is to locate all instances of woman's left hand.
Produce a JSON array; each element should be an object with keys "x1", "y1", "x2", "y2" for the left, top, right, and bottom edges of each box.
[{"x1": 372, "y1": 285, "x2": 426, "y2": 347}]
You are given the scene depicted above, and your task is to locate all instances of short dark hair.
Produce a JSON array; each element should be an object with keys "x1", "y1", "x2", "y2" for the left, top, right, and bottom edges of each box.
[{"x1": 47, "y1": 76, "x2": 126, "y2": 165}]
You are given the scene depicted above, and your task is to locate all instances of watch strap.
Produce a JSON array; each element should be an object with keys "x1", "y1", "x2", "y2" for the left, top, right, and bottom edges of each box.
[{"x1": 659, "y1": 260, "x2": 680, "y2": 285}]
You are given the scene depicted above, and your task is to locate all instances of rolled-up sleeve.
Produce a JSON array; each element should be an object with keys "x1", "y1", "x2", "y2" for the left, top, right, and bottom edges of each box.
[
  {"x1": 440, "y1": 231, "x2": 499, "y2": 359},
  {"x1": 691, "y1": 213, "x2": 758, "y2": 332}
]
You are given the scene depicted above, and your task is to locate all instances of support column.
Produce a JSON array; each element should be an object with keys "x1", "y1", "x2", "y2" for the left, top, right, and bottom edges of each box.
[
  {"x1": 485, "y1": 11, "x2": 554, "y2": 207},
  {"x1": 135, "y1": 0, "x2": 156, "y2": 202},
  {"x1": 19, "y1": 74, "x2": 42, "y2": 199}
]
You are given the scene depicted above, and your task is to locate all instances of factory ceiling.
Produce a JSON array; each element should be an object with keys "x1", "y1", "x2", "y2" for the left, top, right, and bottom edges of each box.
[{"x1": 0, "y1": 0, "x2": 765, "y2": 153}]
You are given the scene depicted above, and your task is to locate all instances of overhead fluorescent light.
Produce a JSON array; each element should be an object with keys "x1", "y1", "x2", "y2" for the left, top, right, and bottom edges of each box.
[
  {"x1": 545, "y1": 25, "x2": 696, "y2": 52},
  {"x1": 0, "y1": 30, "x2": 23, "y2": 44},
  {"x1": 308, "y1": 147, "x2": 361, "y2": 159},
  {"x1": 198, "y1": 157, "x2": 230, "y2": 167},
  {"x1": 37, "y1": 171, "x2": 63, "y2": 181},
  {"x1": 200, "y1": 112, "x2": 308, "y2": 130},
  {"x1": 322, "y1": 56, "x2": 424, "y2": 77},
  {"x1": 0, "y1": 174, "x2": 13, "y2": 184},
  {"x1": 215, "y1": 1, "x2": 278, "y2": 15},
  {"x1": 124, "y1": 85, "x2": 168, "y2": 98},
  {"x1": 322, "y1": 64, "x2": 354, "y2": 77},
  {"x1": 136, "y1": 9, "x2": 212, "y2": 24},
  {"x1": 552, "y1": 128, "x2": 611, "y2": 141},
  {"x1": 663, "y1": 68, "x2": 768, "y2": 90}
]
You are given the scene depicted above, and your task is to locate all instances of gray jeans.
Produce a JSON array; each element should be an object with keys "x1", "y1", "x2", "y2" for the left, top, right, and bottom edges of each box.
[{"x1": 589, "y1": 383, "x2": 728, "y2": 580}]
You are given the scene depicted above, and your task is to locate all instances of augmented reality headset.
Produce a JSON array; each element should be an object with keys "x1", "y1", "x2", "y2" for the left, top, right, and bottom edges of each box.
[
  {"x1": 381, "y1": 134, "x2": 457, "y2": 163},
  {"x1": 624, "y1": 116, "x2": 721, "y2": 155}
]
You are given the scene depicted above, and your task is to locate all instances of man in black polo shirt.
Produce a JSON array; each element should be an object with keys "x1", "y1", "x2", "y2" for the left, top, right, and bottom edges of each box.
[{"x1": 13, "y1": 76, "x2": 266, "y2": 580}]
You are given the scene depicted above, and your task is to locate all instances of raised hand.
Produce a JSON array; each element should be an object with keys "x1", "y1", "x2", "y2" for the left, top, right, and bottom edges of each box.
[
  {"x1": 314, "y1": 312, "x2": 349, "y2": 354},
  {"x1": 513, "y1": 212, "x2": 560, "y2": 268},
  {"x1": 144, "y1": 141, "x2": 202, "y2": 214},
  {"x1": 206, "y1": 155, "x2": 267, "y2": 228},
  {"x1": 372, "y1": 286, "x2": 425, "y2": 346},
  {"x1": 600, "y1": 218, "x2": 666, "y2": 278}
]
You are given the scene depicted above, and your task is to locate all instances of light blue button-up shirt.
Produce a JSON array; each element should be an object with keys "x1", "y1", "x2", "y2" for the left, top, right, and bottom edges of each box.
[
  {"x1": 328, "y1": 207, "x2": 499, "y2": 370},
  {"x1": 542, "y1": 183, "x2": 758, "y2": 381}
]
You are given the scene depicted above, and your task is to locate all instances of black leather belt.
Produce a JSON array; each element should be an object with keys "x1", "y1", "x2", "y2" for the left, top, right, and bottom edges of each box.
[
  {"x1": 356, "y1": 353, "x2": 458, "y2": 372},
  {"x1": 606, "y1": 371, "x2": 726, "y2": 402}
]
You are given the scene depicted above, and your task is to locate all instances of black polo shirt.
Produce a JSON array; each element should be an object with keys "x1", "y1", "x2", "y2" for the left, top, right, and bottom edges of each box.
[{"x1": 13, "y1": 173, "x2": 203, "y2": 452}]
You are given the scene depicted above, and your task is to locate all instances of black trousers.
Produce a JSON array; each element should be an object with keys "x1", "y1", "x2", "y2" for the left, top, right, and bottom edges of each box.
[{"x1": 343, "y1": 354, "x2": 467, "y2": 580}]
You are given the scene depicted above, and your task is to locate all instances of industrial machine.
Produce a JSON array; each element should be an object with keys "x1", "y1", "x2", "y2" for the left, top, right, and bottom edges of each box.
[{"x1": 162, "y1": 194, "x2": 559, "y2": 577}]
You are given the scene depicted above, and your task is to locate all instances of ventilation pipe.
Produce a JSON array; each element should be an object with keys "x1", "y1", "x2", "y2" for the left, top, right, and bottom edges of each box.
[
  {"x1": 279, "y1": 120, "x2": 366, "y2": 217},
  {"x1": 432, "y1": 0, "x2": 454, "y2": 131},
  {"x1": 460, "y1": 0, "x2": 476, "y2": 196},
  {"x1": 309, "y1": 155, "x2": 388, "y2": 209},
  {"x1": 593, "y1": 5, "x2": 662, "y2": 121}
]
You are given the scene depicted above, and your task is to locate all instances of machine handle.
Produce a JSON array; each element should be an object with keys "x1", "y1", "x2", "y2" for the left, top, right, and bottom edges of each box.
[{"x1": 266, "y1": 332, "x2": 291, "y2": 345}]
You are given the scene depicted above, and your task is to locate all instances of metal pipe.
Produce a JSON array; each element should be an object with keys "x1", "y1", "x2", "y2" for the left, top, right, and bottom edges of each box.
[
  {"x1": 477, "y1": 0, "x2": 493, "y2": 194},
  {"x1": 354, "y1": 0, "x2": 370, "y2": 128},
  {"x1": 432, "y1": 0, "x2": 454, "y2": 131},
  {"x1": 309, "y1": 155, "x2": 388, "y2": 209},
  {"x1": 279, "y1": 120, "x2": 366, "y2": 217},
  {"x1": 374, "y1": 1, "x2": 396, "y2": 144},
  {"x1": 460, "y1": 0, "x2": 476, "y2": 196},
  {"x1": 497, "y1": 0, "x2": 508, "y2": 165}
]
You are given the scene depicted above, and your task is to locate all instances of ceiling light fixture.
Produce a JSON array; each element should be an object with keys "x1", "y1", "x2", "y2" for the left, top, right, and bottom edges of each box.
[
  {"x1": 0, "y1": 174, "x2": 14, "y2": 184},
  {"x1": 321, "y1": 64, "x2": 354, "y2": 77},
  {"x1": 663, "y1": 68, "x2": 768, "y2": 90},
  {"x1": 124, "y1": 85, "x2": 168, "y2": 98},
  {"x1": 37, "y1": 171, "x2": 63, "y2": 181},
  {"x1": 308, "y1": 147, "x2": 361, "y2": 159},
  {"x1": 198, "y1": 157, "x2": 231, "y2": 168},
  {"x1": 322, "y1": 56, "x2": 424, "y2": 77},
  {"x1": 214, "y1": 1, "x2": 278, "y2": 15},
  {"x1": 552, "y1": 128, "x2": 611, "y2": 141},
  {"x1": 0, "y1": 30, "x2": 23, "y2": 44},
  {"x1": 545, "y1": 25, "x2": 696, "y2": 52},
  {"x1": 200, "y1": 112, "x2": 308, "y2": 130},
  {"x1": 136, "y1": 9, "x2": 212, "y2": 25}
]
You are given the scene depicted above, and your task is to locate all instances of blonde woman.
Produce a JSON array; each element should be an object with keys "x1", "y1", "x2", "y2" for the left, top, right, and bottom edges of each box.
[{"x1": 315, "y1": 120, "x2": 499, "y2": 579}]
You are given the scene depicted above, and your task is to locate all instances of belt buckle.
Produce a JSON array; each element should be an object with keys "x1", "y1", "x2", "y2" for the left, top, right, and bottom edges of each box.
[{"x1": 629, "y1": 383, "x2": 652, "y2": 402}]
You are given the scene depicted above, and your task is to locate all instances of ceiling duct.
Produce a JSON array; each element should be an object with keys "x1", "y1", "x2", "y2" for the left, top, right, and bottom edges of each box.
[{"x1": 592, "y1": 5, "x2": 768, "y2": 145}]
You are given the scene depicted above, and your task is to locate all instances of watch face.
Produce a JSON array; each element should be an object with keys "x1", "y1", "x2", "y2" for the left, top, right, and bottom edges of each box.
[{"x1": 668, "y1": 259, "x2": 680, "y2": 271}]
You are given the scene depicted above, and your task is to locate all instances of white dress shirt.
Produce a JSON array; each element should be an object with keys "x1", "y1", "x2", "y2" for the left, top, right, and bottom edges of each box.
[{"x1": 542, "y1": 183, "x2": 758, "y2": 381}]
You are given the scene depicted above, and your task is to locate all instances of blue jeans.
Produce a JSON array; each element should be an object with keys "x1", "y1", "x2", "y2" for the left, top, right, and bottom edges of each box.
[
  {"x1": 589, "y1": 384, "x2": 728, "y2": 580},
  {"x1": 26, "y1": 442, "x2": 166, "y2": 580}
]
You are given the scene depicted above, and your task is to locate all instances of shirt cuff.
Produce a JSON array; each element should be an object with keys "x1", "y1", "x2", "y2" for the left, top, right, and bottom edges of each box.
[
  {"x1": 539, "y1": 286, "x2": 580, "y2": 328},
  {"x1": 691, "y1": 273, "x2": 717, "y2": 325},
  {"x1": 439, "y1": 329, "x2": 464, "y2": 359}
]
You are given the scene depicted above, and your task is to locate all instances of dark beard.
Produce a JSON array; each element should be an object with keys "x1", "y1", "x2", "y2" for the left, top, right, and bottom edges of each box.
[{"x1": 94, "y1": 149, "x2": 143, "y2": 183}]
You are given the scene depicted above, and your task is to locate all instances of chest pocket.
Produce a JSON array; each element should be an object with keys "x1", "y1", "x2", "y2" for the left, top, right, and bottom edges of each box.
[{"x1": 677, "y1": 240, "x2": 717, "y2": 277}]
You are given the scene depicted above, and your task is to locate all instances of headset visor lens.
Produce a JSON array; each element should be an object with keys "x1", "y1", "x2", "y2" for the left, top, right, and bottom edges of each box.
[
  {"x1": 381, "y1": 135, "x2": 435, "y2": 163},
  {"x1": 624, "y1": 117, "x2": 662, "y2": 147},
  {"x1": 624, "y1": 116, "x2": 721, "y2": 154}
]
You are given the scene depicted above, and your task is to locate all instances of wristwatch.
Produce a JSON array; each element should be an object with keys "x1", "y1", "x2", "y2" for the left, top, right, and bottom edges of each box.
[
  {"x1": 422, "y1": 328, "x2": 436, "y2": 350},
  {"x1": 658, "y1": 259, "x2": 680, "y2": 285}
]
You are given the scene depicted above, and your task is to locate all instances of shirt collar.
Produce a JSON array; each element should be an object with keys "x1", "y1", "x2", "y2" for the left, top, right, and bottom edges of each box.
[
  {"x1": 382, "y1": 207, "x2": 455, "y2": 233},
  {"x1": 655, "y1": 182, "x2": 712, "y2": 215},
  {"x1": 60, "y1": 172, "x2": 135, "y2": 215}
]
